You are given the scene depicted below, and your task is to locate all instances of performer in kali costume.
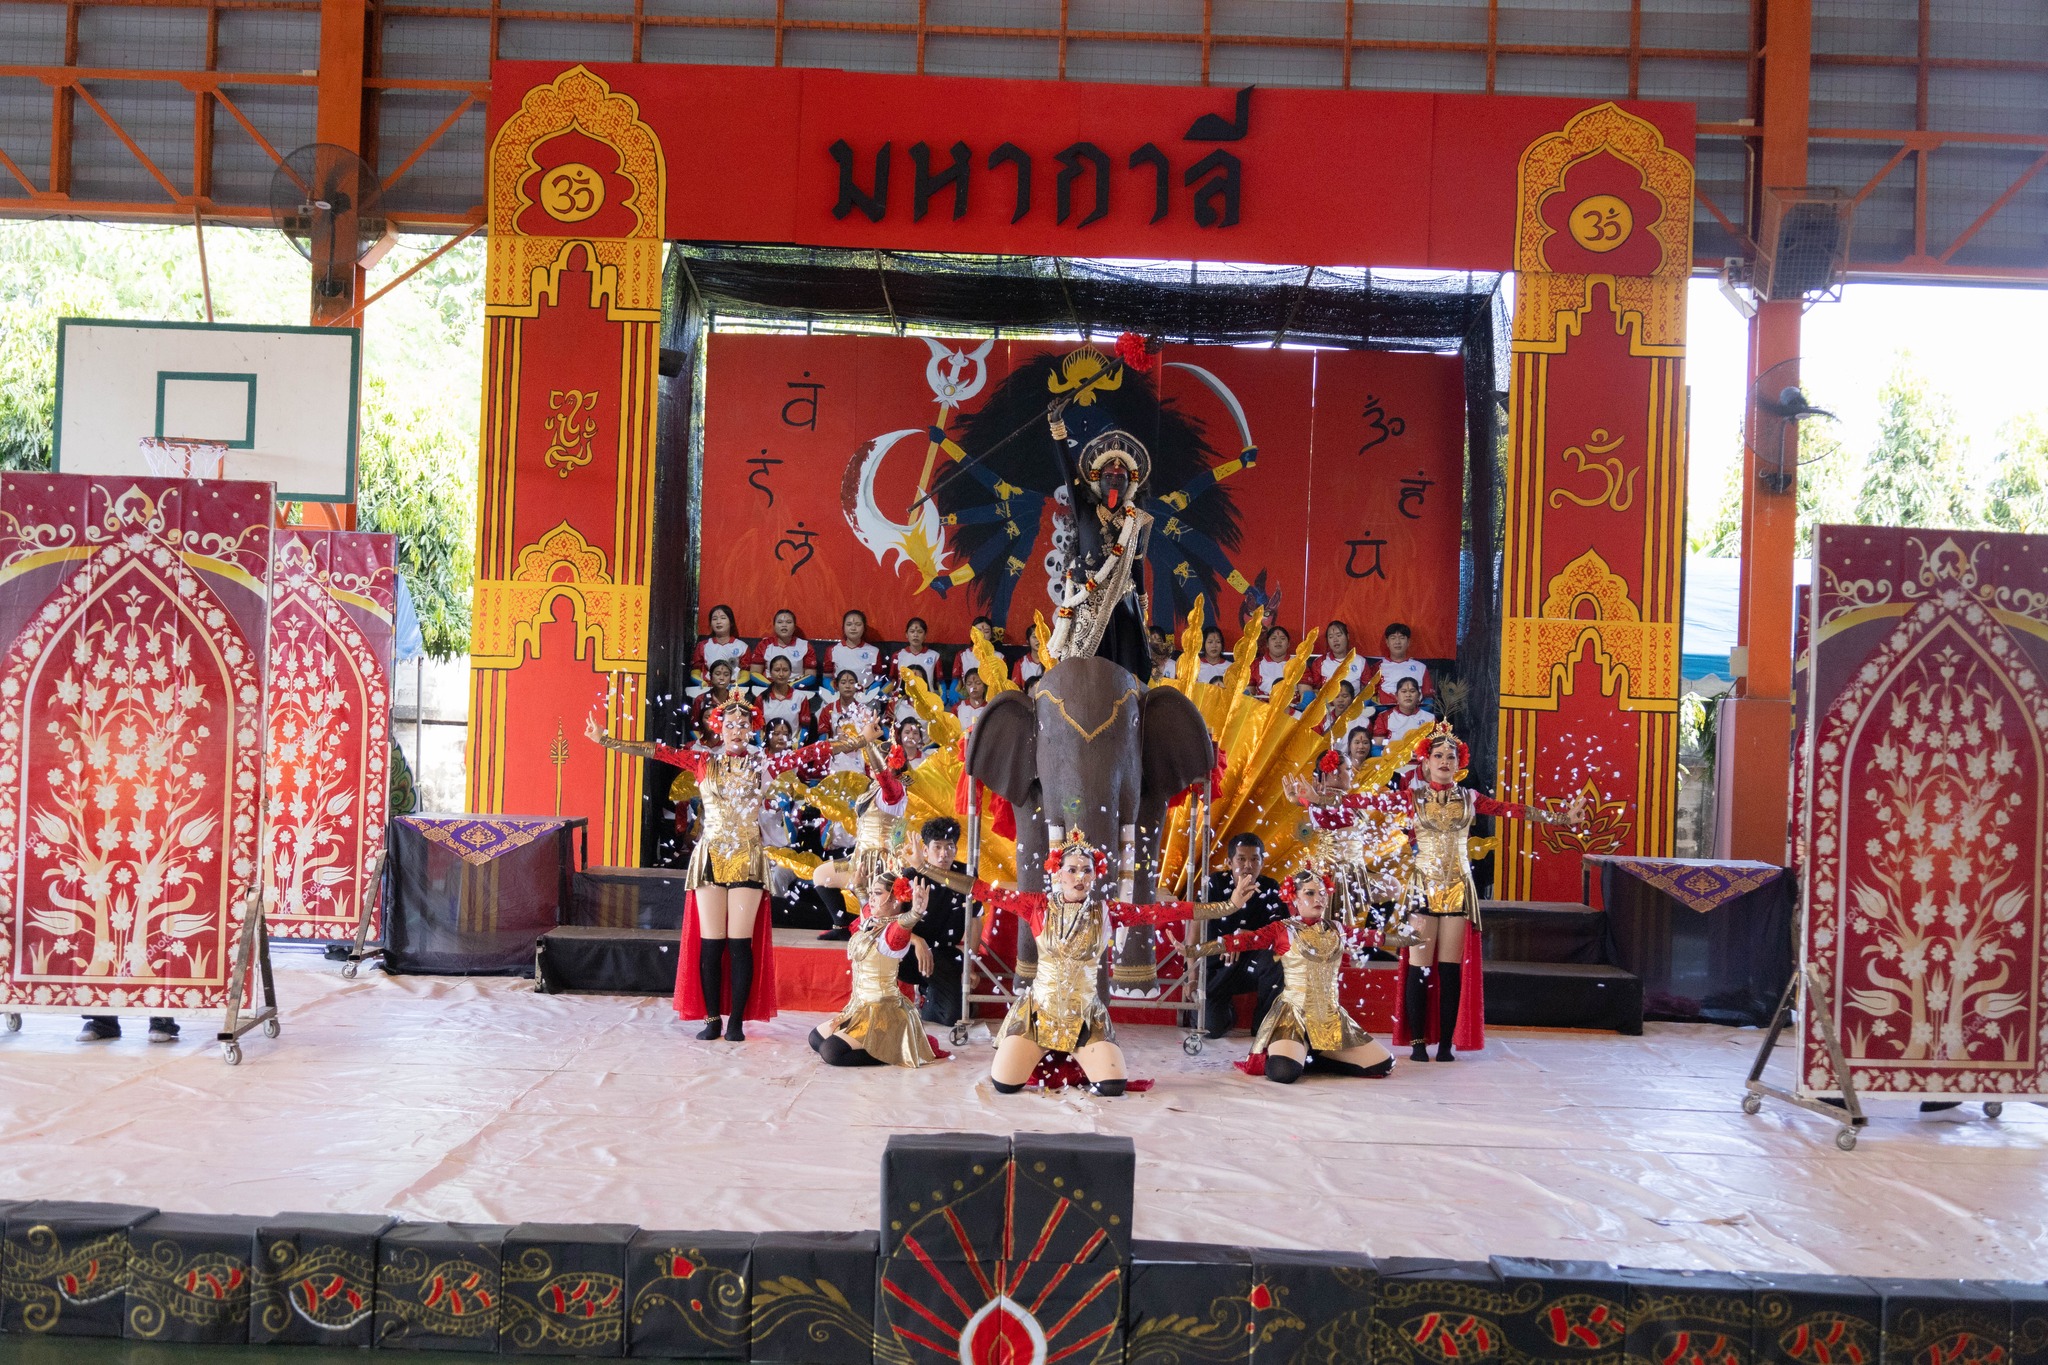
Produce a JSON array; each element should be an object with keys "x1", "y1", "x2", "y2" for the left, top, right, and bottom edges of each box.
[
  {"x1": 1392, "y1": 723, "x2": 1586, "y2": 1063},
  {"x1": 585, "y1": 701, "x2": 876, "y2": 1041},
  {"x1": 972, "y1": 830, "x2": 1253, "y2": 1096},
  {"x1": 1042, "y1": 345, "x2": 1156, "y2": 678},
  {"x1": 807, "y1": 703, "x2": 912, "y2": 936},
  {"x1": 1188, "y1": 869, "x2": 1395, "y2": 1084},
  {"x1": 808, "y1": 869, "x2": 943, "y2": 1069}
]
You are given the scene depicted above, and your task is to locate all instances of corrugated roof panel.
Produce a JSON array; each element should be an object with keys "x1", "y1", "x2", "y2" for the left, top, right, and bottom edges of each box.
[
  {"x1": 498, "y1": 19, "x2": 634, "y2": 62},
  {"x1": 378, "y1": 16, "x2": 490, "y2": 82},
  {"x1": 77, "y1": 6, "x2": 207, "y2": 71},
  {"x1": 1352, "y1": 47, "x2": 1486, "y2": 93},
  {"x1": 925, "y1": 0, "x2": 1059, "y2": 25},
  {"x1": 1494, "y1": 54, "x2": 1630, "y2": 97},
  {"x1": 1811, "y1": 64, "x2": 1916, "y2": 131},
  {"x1": 1209, "y1": 42, "x2": 1344, "y2": 88},
  {"x1": 1640, "y1": 0, "x2": 1751, "y2": 54},
  {"x1": 217, "y1": 10, "x2": 320, "y2": 75},
  {"x1": 1928, "y1": 0, "x2": 2047, "y2": 60},
  {"x1": 1811, "y1": 140, "x2": 1914, "y2": 261},
  {"x1": 0, "y1": 5, "x2": 66, "y2": 66},
  {"x1": 781, "y1": 27, "x2": 918, "y2": 72},
  {"x1": 788, "y1": 0, "x2": 916, "y2": 20},
  {"x1": 207, "y1": 86, "x2": 315, "y2": 209},
  {"x1": 923, "y1": 34, "x2": 1062, "y2": 79},
  {"x1": 639, "y1": 24, "x2": 778, "y2": 64},
  {"x1": 67, "y1": 82, "x2": 193, "y2": 203},
  {"x1": 378, "y1": 90, "x2": 484, "y2": 217},
  {"x1": 0, "y1": 78, "x2": 54, "y2": 188},
  {"x1": 1062, "y1": 38, "x2": 1202, "y2": 84},
  {"x1": 1498, "y1": 0, "x2": 1630, "y2": 50},
  {"x1": 1926, "y1": 144, "x2": 2048, "y2": 269},
  {"x1": 1926, "y1": 68, "x2": 2048, "y2": 137},
  {"x1": 1640, "y1": 57, "x2": 1750, "y2": 124},
  {"x1": 1214, "y1": 0, "x2": 1345, "y2": 40},
  {"x1": 1068, "y1": 0, "x2": 1204, "y2": 37},
  {"x1": 1812, "y1": 0, "x2": 1916, "y2": 58},
  {"x1": 640, "y1": 0, "x2": 775, "y2": 18},
  {"x1": 1356, "y1": 0, "x2": 1489, "y2": 46}
]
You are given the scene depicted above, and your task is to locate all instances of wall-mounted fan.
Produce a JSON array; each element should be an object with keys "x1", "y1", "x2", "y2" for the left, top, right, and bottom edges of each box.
[
  {"x1": 269, "y1": 143, "x2": 397, "y2": 300},
  {"x1": 1751, "y1": 358, "x2": 1838, "y2": 493}
]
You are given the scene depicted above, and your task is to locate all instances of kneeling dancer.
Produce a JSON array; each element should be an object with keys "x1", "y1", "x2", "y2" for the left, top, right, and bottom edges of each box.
[
  {"x1": 1189, "y1": 869, "x2": 1393, "y2": 1083},
  {"x1": 809, "y1": 872, "x2": 940, "y2": 1068},
  {"x1": 973, "y1": 831, "x2": 1249, "y2": 1096}
]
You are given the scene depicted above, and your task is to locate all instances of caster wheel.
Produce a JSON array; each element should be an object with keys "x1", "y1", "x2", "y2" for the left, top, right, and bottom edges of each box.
[
  {"x1": 1834, "y1": 1128, "x2": 1857, "y2": 1152},
  {"x1": 340, "y1": 962, "x2": 359, "y2": 980},
  {"x1": 263, "y1": 1017, "x2": 280, "y2": 1039},
  {"x1": 1741, "y1": 1094, "x2": 1762, "y2": 1115},
  {"x1": 1182, "y1": 1033, "x2": 1204, "y2": 1056},
  {"x1": 950, "y1": 1024, "x2": 969, "y2": 1048},
  {"x1": 1984, "y1": 1102, "x2": 2004, "y2": 1119},
  {"x1": 2, "y1": 1013, "x2": 19, "y2": 1034},
  {"x1": 221, "y1": 1040, "x2": 242, "y2": 1067}
]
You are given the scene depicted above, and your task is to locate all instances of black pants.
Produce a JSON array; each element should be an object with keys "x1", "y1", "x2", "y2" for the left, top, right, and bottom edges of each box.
[
  {"x1": 1205, "y1": 950, "x2": 1280, "y2": 1032},
  {"x1": 915, "y1": 957, "x2": 963, "y2": 1025}
]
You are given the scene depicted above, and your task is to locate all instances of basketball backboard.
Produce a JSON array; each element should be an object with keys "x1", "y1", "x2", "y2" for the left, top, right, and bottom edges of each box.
[{"x1": 53, "y1": 319, "x2": 361, "y2": 503}]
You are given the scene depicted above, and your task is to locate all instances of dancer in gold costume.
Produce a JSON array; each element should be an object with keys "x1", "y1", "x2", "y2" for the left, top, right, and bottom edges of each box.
[
  {"x1": 808, "y1": 870, "x2": 941, "y2": 1069},
  {"x1": 1187, "y1": 869, "x2": 1393, "y2": 1083}
]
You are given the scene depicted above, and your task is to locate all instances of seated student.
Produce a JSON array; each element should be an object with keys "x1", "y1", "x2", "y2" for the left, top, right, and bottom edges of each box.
[
  {"x1": 1372, "y1": 621, "x2": 1434, "y2": 708},
  {"x1": 826, "y1": 609, "x2": 882, "y2": 690},
  {"x1": 1344, "y1": 724, "x2": 1376, "y2": 774},
  {"x1": 1251, "y1": 625, "x2": 1294, "y2": 701},
  {"x1": 1193, "y1": 627, "x2": 1232, "y2": 685},
  {"x1": 898, "y1": 817, "x2": 970, "y2": 1026},
  {"x1": 1317, "y1": 680, "x2": 1360, "y2": 735},
  {"x1": 753, "y1": 654, "x2": 814, "y2": 740},
  {"x1": 1012, "y1": 633, "x2": 1045, "y2": 689},
  {"x1": 1148, "y1": 625, "x2": 1178, "y2": 679},
  {"x1": 1371, "y1": 676, "x2": 1434, "y2": 752},
  {"x1": 690, "y1": 658, "x2": 742, "y2": 734},
  {"x1": 891, "y1": 663, "x2": 935, "y2": 724},
  {"x1": 895, "y1": 716, "x2": 933, "y2": 759},
  {"x1": 1311, "y1": 619, "x2": 1369, "y2": 692},
  {"x1": 954, "y1": 615, "x2": 1003, "y2": 691},
  {"x1": 890, "y1": 617, "x2": 942, "y2": 691},
  {"x1": 815, "y1": 670, "x2": 871, "y2": 774},
  {"x1": 954, "y1": 671, "x2": 990, "y2": 732},
  {"x1": 747, "y1": 608, "x2": 817, "y2": 690},
  {"x1": 692, "y1": 603, "x2": 749, "y2": 688},
  {"x1": 1199, "y1": 834, "x2": 1286, "y2": 1038}
]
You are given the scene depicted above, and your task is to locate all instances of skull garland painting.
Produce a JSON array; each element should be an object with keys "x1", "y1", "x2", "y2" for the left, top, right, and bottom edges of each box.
[
  {"x1": 0, "y1": 476, "x2": 273, "y2": 1013},
  {"x1": 1802, "y1": 528, "x2": 2048, "y2": 1099}
]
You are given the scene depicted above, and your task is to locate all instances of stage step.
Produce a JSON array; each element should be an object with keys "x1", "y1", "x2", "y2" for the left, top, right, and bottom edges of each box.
[
  {"x1": 535, "y1": 926, "x2": 679, "y2": 995},
  {"x1": 1483, "y1": 960, "x2": 1643, "y2": 1035},
  {"x1": 1479, "y1": 900, "x2": 1612, "y2": 964}
]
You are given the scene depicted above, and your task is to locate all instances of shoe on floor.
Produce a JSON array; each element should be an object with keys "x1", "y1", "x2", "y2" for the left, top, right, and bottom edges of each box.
[
  {"x1": 77, "y1": 1018, "x2": 121, "y2": 1042},
  {"x1": 816, "y1": 927, "x2": 852, "y2": 941},
  {"x1": 147, "y1": 1018, "x2": 180, "y2": 1043}
]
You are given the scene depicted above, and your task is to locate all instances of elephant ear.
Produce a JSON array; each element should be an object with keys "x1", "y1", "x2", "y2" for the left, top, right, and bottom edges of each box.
[
  {"x1": 965, "y1": 688, "x2": 1038, "y2": 808},
  {"x1": 1140, "y1": 685, "x2": 1215, "y2": 805}
]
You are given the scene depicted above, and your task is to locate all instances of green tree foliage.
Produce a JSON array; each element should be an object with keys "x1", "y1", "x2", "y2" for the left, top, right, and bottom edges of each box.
[
  {"x1": 1692, "y1": 409, "x2": 1860, "y2": 559},
  {"x1": 1986, "y1": 413, "x2": 2048, "y2": 534},
  {"x1": 1852, "y1": 359, "x2": 1978, "y2": 531},
  {"x1": 0, "y1": 221, "x2": 479, "y2": 657}
]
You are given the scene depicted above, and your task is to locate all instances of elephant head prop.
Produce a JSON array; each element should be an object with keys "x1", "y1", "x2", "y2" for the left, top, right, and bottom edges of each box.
[{"x1": 964, "y1": 655, "x2": 1214, "y2": 983}]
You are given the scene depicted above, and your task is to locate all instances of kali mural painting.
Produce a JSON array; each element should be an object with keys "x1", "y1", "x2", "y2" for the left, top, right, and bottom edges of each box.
[
  {"x1": 0, "y1": 476, "x2": 272, "y2": 1013},
  {"x1": 1802, "y1": 526, "x2": 2048, "y2": 1098}
]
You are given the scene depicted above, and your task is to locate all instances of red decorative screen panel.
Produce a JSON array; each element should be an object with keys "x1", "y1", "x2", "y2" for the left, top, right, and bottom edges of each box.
[
  {"x1": 0, "y1": 476, "x2": 273, "y2": 1014},
  {"x1": 263, "y1": 529, "x2": 397, "y2": 942},
  {"x1": 1801, "y1": 527, "x2": 2048, "y2": 1099}
]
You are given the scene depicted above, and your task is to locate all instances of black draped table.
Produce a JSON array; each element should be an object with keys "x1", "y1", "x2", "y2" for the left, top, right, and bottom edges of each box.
[
  {"x1": 385, "y1": 814, "x2": 589, "y2": 974},
  {"x1": 1582, "y1": 855, "x2": 1794, "y2": 1026}
]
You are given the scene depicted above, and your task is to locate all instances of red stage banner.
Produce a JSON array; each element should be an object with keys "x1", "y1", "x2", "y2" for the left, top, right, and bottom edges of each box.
[
  {"x1": 488, "y1": 62, "x2": 1692, "y2": 273},
  {"x1": 0, "y1": 475, "x2": 272, "y2": 1014},
  {"x1": 701, "y1": 334, "x2": 1465, "y2": 655},
  {"x1": 1799, "y1": 527, "x2": 2048, "y2": 1100},
  {"x1": 263, "y1": 529, "x2": 397, "y2": 943}
]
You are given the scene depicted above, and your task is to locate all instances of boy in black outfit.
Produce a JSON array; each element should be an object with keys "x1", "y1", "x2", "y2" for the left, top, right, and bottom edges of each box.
[
  {"x1": 898, "y1": 817, "x2": 970, "y2": 1026},
  {"x1": 1200, "y1": 833, "x2": 1286, "y2": 1039}
]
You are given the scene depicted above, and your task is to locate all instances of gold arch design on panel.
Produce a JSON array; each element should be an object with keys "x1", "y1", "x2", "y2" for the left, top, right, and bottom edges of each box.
[
  {"x1": 470, "y1": 521, "x2": 648, "y2": 671},
  {"x1": 486, "y1": 64, "x2": 665, "y2": 319},
  {"x1": 1501, "y1": 549, "x2": 1676, "y2": 711}
]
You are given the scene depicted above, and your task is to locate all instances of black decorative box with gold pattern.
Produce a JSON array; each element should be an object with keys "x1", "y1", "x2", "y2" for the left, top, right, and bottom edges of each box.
[
  {"x1": 1127, "y1": 1240, "x2": 1254, "y2": 1365},
  {"x1": 1007, "y1": 1132, "x2": 1134, "y2": 1267},
  {"x1": 1871, "y1": 1279, "x2": 2012, "y2": 1365},
  {"x1": 1494, "y1": 1258, "x2": 1628, "y2": 1365},
  {"x1": 1620, "y1": 1266, "x2": 1754, "y2": 1365},
  {"x1": 1746, "y1": 1274, "x2": 1880, "y2": 1365},
  {"x1": 750, "y1": 1229, "x2": 878, "y2": 1365},
  {"x1": 2, "y1": 1200, "x2": 156, "y2": 1338},
  {"x1": 1370, "y1": 1258, "x2": 1512, "y2": 1365},
  {"x1": 500, "y1": 1221, "x2": 634, "y2": 1356},
  {"x1": 374, "y1": 1220, "x2": 509, "y2": 1352},
  {"x1": 627, "y1": 1228, "x2": 752, "y2": 1360},
  {"x1": 251, "y1": 1212, "x2": 393, "y2": 1347},
  {"x1": 1249, "y1": 1246, "x2": 1377, "y2": 1365},
  {"x1": 124, "y1": 1212, "x2": 264, "y2": 1345},
  {"x1": 2003, "y1": 1281, "x2": 2048, "y2": 1365}
]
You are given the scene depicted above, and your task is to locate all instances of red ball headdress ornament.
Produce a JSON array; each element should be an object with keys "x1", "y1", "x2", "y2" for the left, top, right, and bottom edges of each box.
[
  {"x1": 1113, "y1": 331, "x2": 1159, "y2": 374},
  {"x1": 892, "y1": 876, "x2": 914, "y2": 904}
]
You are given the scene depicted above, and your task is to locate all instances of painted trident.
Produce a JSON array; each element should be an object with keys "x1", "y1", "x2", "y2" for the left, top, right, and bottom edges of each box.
[{"x1": 840, "y1": 338, "x2": 994, "y2": 592}]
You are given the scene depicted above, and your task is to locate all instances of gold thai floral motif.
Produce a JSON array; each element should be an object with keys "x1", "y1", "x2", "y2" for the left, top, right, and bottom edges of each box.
[
  {"x1": 543, "y1": 389, "x2": 602, "y2": 476},
  {"x1": 126, "y1": 1238, "x2": 252, "y2": 1338},
  {"x1": 628, "y1": 1245, "x2": 748, "y2": 1352},
  {"x1": 1536, "y1": 780, "x2": 1631, "y2": 857},
  {"x1": 373, "y1": 1248, "x2": 499, "y2": 1341},
  {"x1": 1500, "y1": 548, "x2": 1676, "y2": 711},
  {"x1": 3, "y1": 1226, "x2": 130, "y2": 1332},
  {"x1": 500, "y1": 1246, "x2": 623, "y2": 1352},
  {"x1": 256, "y1": 1241, "x2": 374, "y2": 1337}
]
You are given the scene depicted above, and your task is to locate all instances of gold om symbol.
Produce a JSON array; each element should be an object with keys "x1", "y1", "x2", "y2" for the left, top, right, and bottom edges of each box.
[
  {"x1": 1548, "y1": 427, "x2": 1638, "y2": 511},
  {"x1": 544, "y1": 390, "x2": 601, "y2": 476},
  {"x1": 541, "y1": 162, "x2": 605, "y2": 223},
  {"x1": 1568, "y1": 193, "x2": 1633, "y2": 254}
]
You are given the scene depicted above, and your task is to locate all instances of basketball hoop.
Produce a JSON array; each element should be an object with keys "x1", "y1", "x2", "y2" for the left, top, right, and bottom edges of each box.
[{"x1": 137, "y1": 437, "x2": 230, "y2": 481}]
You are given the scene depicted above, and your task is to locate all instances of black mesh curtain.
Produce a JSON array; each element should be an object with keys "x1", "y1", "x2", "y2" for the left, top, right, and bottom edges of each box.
[{"x1": 642, "y1": 244, "x2": 1508, "y2": 864}]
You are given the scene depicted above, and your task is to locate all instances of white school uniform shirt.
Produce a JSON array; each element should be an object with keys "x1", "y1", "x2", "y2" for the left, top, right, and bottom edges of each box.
[{"x1": 827, "y1": 641, "x2": 881, "y2": 688}]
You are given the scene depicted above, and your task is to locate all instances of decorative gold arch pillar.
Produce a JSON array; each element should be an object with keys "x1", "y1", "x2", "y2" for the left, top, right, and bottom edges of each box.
[
  {"x1": 1494, "y1": 103, "x2": 1692, "y2": 898},
  {"x1": 468, "y1": 65, "x2": 665, "y2": 862}
]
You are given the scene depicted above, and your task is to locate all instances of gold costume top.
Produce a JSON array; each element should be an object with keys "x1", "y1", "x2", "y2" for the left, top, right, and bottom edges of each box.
[
  {"x1": 826, "y1": 912, "x2": 936, "y2": 1068},
  {"x1": 651, "y1": 740, "x2": 835, "y2": 889},
  {"x1": 1302, "y1": 791, "x2": 1407, "y2": 925},
  {"x1": 1404, "y1": 782, "x2": 1535, "y2": 926},
  {"x1": 1213, "y1": 919, "x2": 1375, "y2": 1055}
]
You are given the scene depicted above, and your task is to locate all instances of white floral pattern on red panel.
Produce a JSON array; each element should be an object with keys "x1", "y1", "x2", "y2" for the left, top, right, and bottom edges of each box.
[
  {"x1": 1803, "y1": 536, "x2": 2048, "y2": 1098},
  {"x1": 262, "y1": 530, "x2": 394, "y2": 941},
  {"x1": 0, "y1": 479, "x2": 270, "y2": 1012}
]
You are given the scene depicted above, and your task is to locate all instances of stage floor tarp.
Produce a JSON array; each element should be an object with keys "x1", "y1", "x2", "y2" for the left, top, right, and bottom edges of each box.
[{"x1": 0, "y1": 949, "x2": 2042, "y2": 1279}]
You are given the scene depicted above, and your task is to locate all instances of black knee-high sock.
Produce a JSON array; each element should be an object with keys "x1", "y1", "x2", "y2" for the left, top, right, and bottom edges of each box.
[
  {"x1": 696, "y1": 938, "x2": 726, "y2": 1040},
  {"x1": 1404, "y1": 965, "x2": 1430, "y2": 1061},
  {"x1": 807, "y1": 1026, "x2": 826, "y2": 1053},
  {"x1": 990, "y1": 1077, "x2": 1024, "y2": 1094},
  {"x1": 723, "y1": 939, "x2": 754, "y2": 1041},
  {"x1": 1088, "y1": 1078, "x2": 1127, "y2": 1097},
  {"x1": 1309, "y1": 1055, "x2": 1393, "y2": 1078},
  {"x1": 1265, "y1": 1055, "x2": 1303, "y2": 1084},
  {"x1": 1436, "y1": 963, "x2": 1462, "y2": 1061},
  {"x1": 820, "y1": 1034, "x2": 883, "y2": 1067}
]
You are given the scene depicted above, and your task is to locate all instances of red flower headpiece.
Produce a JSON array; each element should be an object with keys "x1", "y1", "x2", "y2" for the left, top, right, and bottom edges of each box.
[
  {"x1": 1317, "y1": 751, "x2": 1344, "y2": 776},
  {"x1": 887, "y1": 744, "x2": 908, "y2": 773},
  {"x1": 1277, "y1": 869, "x2": 1335, "y2": 906},
  {"x1": 1113, "y1": 331, "x2": 1158, "y2": 374},
  {"x1": 892, "y1": 876, "x2": 914, "y2": 904},
  {"x1": 1425, "y1": 721, "x2": 1469, "y2": 770}
]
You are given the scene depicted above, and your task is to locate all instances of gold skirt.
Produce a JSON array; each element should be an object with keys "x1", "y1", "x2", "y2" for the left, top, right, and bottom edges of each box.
[
  {"x1": 1253, "y1": 999, "x2": 1373, "y2": 1055},
  {"x1": 827, "y1": 993, "x2": 937, "y2": 1068},
  {"x1": 996, "y1": 992, "x2": 1112, "y2": 1055},
  {"x1": 686, "y1": 835, "x2": 765, "y2": 889}
]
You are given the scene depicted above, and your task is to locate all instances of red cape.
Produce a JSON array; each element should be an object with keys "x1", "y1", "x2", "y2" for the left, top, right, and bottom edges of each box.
[
  {"x1": 674, "y1": 892, "x2": 780, "y2": 1021},
  {"x1": 1390, "y1": 937, "x2": 1485, "y2": 1051}
]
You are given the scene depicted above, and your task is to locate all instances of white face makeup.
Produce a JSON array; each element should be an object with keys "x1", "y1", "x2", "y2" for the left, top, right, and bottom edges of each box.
[{"x1": 1053, "y1": 850, "x2": 1096, "y2": 901}]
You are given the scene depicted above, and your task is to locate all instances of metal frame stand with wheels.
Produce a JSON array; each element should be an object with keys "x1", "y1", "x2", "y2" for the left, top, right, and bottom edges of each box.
[
  {"x1": 1743, "y1": 964, "x2": 1866, "y2": 1150},
  {"x1": 340, "y1": 851, "x2": 387, "y2": 979},
  {"x1": 217, "y1": 888, "x2": 281, "y2": 1066}
]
